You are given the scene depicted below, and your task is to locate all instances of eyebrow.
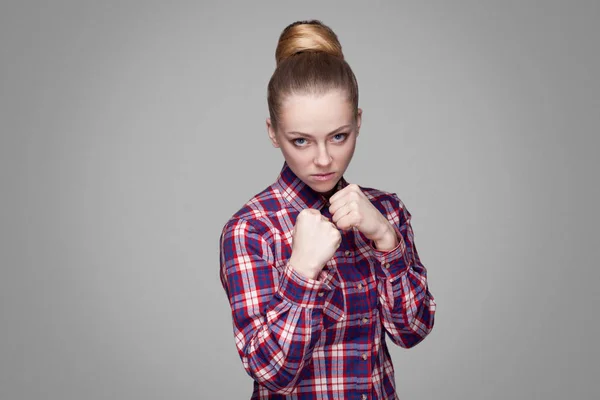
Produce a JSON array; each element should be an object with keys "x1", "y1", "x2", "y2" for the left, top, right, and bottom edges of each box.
[{"x1": 285, "y1": 124, "x2": 352, "y2": 138}]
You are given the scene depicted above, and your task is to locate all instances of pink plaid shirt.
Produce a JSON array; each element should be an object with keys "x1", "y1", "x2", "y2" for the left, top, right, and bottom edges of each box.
[{"x1": 219, "y1": 161, "x2": 436, "y2": 399}]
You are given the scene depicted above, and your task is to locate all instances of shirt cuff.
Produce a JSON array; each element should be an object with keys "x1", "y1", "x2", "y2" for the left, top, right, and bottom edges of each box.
[
  {"x1": 369, "y1": 226, "x2": 410, "y2": 282},
  {"x1": 276, "y1": 262, "x2": 332, "y2": 308}
]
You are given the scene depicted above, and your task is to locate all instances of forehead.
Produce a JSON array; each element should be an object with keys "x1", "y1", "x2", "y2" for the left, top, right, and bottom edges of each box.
[{"x1": 279, "y1": 90, "x2": 354, "y2": 134}]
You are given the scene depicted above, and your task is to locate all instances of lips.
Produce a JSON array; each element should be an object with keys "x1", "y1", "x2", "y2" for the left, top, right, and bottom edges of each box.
[
  {"x1": 312, "y1": 172, "x2": 335, "y2": 182},
  {"x1": 313, "y1": 172, "x2": 334, "y2": 176}
]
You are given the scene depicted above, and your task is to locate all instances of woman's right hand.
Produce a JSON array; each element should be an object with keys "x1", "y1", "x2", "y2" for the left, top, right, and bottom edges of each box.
[{"x1": 289, "y1": 208, "x2": 342, "y2": 280}]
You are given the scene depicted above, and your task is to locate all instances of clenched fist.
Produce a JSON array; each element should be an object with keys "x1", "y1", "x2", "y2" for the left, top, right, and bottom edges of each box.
[
  {"x1": 289, "y1": 208, "x2": 342, "y2": 280},
  {"x1": 328, "y1": 183, "x2": 399, "y2": 251}
]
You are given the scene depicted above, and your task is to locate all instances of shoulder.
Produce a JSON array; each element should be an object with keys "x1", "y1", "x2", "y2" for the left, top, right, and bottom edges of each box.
[
  {"x1": 359, "y1": 184, "x2": 394, "y2": 203},
  {"x1": 358, "y1": 184, "x2": 412, "y2": 223},
  {"x1": 220, "y1": 183, "x2": 288, "y2": 238},
  {"x1": 358, "y1": 184, "x2": 404, "y2": 209}
]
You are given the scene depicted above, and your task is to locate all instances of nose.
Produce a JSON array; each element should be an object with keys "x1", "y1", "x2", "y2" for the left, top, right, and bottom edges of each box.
[{"x1": 314, "y1": 145, "x2": 333, "y2": 167}]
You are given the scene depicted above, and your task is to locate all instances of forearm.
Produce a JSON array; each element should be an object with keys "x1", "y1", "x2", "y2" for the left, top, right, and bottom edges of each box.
[
  {"x1": 221, "y1": 219, "x2": 329, "y2": 393},
  {"x1": 228, "y1": 262, "x2": 328, "y2": 393},
  {"x1": 377, "y1": 263, "x2": 436, "y2": 348},
  {"x1": 368, "y1": 197, "x2": 436, "y2": 348}
]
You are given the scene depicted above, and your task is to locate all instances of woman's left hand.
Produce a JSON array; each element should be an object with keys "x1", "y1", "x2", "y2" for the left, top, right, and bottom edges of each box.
[{"x1": 328, "y1": 183, "x2": 395, "y2": 244}]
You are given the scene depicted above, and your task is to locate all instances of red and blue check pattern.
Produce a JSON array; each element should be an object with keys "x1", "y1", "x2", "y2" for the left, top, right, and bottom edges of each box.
[{"x1": 219, "y1": 162, "x2": 436, "y2": 399}]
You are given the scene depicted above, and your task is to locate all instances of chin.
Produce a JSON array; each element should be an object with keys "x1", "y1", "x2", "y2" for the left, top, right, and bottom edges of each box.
[{"x1": 308, "y1": 180, "x2": 337, "y2": 193}]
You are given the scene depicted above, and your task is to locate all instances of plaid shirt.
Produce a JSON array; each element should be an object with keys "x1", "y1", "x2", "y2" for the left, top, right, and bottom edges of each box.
[{"x1": 219, "y1": 162, "x2": 436, "y2": 399}]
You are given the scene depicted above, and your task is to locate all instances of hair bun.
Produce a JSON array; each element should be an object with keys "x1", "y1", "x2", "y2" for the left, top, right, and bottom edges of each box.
[{"x1": 275, "y1": 20, "x2": 344, "y2": 66}]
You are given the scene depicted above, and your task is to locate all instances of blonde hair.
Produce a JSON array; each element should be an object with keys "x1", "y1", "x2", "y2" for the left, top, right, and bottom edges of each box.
[{"x1": 267, "y1": 20, "x2": 359, "y2": 130}]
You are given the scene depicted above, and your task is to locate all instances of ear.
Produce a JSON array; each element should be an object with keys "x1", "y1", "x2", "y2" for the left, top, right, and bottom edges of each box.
[
  {"x1": 266, "y1": 118, "x2": 280, "y2": 148},
  {"x1": 355, "y1": 108, "x2": 363, "y2": 137}
]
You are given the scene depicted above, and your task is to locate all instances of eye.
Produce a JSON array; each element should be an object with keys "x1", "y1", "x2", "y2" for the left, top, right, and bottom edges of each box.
[
  {"x1": 292, "y1": 138, "x2": 307, "y2": 147},
  {"x1": 332, "y1": 133, "x2": 348, "y2": 142}
]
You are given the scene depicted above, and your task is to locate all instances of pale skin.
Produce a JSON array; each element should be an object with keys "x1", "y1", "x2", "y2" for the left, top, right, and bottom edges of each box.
[{"x1": 267, "y1": 90, "x2": 399, "y2": 279}]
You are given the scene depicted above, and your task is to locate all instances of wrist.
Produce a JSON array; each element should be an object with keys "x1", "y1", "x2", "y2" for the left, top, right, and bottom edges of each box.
[
  {"x1": 372, "y1": 223, "x2": 398, "y2": 251},
  {"x1": 289, "y1": 255, "x2": 321, "y2": 280}
]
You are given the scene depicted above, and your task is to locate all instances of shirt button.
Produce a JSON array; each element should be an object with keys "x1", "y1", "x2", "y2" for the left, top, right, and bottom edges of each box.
[
  {"x1": 383, "y1": 262, "x2": 390, "y2": 269},
  {"x1": 361, "y1": 353, "x2": 368, "y2": 360},
  {"x1": 318, "y1": 292, "x2": 324, "y2": 297},
  {"x1": 357, "y1": 283, "x2": 363, "y2": 290},
  {"x1": 361, "y1": 395, "x2": 367, "y2": 400},
  {"x1": 362, "y1": 317, "x2": 368, "y2": 324},
  {"x1": 344, "y1": 250, "x2": 351, "y2": 256}
]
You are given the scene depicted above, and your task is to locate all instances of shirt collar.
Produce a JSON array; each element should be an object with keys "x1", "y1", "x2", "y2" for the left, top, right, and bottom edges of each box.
[{"x1": 273, "y1": 161, "x2": 349, "y2": 212}]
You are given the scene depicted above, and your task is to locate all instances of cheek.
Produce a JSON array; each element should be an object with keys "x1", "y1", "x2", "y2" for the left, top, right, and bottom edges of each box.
[
  {"x1": 332, "y1": 141, "x2": 356, "y2": 158},
  {"x1": 280, "y1": 144, "x2": 310, "y2": 164}
]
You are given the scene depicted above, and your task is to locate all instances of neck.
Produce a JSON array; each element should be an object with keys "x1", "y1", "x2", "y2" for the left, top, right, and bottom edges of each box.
[{"x1": 320, "y1": 179, "x2": 341, "y2": 201}]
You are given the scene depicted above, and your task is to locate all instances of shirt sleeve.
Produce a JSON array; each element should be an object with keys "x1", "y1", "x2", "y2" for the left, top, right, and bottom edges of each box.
[
  {"x1": 367, "y1": 193, "x2": 436, "y2": 348},
  {"x1": 219, "y1": 218, "x2": 329, "y2": 394}
]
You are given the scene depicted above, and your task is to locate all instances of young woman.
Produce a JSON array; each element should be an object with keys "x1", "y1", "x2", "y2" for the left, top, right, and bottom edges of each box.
[{"x1": 219, "y1": 20, "x2": 436, "y2": 400}]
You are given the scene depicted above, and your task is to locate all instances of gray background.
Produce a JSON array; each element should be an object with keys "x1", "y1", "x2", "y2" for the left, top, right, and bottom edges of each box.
[{"x1": 1, "y1": 0, "x2": 598, "y2": 399}]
